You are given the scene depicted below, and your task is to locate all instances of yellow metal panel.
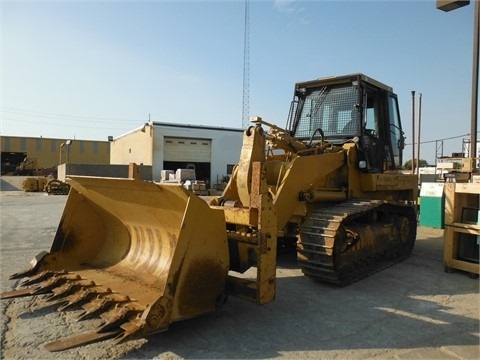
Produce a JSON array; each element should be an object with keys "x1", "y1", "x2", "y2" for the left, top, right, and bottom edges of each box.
[
  {"x1": 274, "y1": 151, "x2": 345, "y2": 230},
  {"x1": 360, "y1": 173, "x2": 418, "y2": 191}
]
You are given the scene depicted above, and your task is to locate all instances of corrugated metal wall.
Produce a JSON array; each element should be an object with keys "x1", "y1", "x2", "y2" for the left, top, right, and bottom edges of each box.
[{"x1": 163, "y1": 137, "x2": 211, "y2": 162}]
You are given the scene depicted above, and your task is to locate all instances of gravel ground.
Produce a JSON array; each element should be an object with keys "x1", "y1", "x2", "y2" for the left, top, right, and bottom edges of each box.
[{"x1": 0, "y1": 188, "x2": 479, "y2": 359}]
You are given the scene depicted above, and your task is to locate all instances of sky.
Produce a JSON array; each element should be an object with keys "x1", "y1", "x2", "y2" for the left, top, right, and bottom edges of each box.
[{"x1": 0, "y1": 0, "x2": 477, "y2": 165}]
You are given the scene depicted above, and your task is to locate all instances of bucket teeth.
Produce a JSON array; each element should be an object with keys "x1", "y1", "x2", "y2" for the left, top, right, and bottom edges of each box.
[
  {"x1": 97, "y1": 306, "x2": 141, "y2": 332},
  {"x1": 44, "y1": 329, "x2": 123, "y2": 352},
  {"x1": 77, "y1": 297, "x2": 116, "y2": 321},
  {"x1": 114, "y1": 318, "x2": 147, "y2": 344},
  {"x1": 10, "y1": 269, "x2": 37, "y2": 280},
  {"x1": 0, "y1": 287, "x2": 37, "y2": 300},
  {"x1": 45, "y1": 281, "x2": 84, "y2": 302},
  {"x1": 21, "y1": 270, "x2": 58, "y2": 286},
  {"x1": 56, "y1": 286, "x2": 106, "y2": 312},
  {"x1": 30, "y1": 275, "x2": 69, "y2": 295},
  {"x1": 0, "y1": 273, "x2": 81, "y2": 301},
  {"x1": 77, "y1": 294, "x2": 129, "y2": 321}
]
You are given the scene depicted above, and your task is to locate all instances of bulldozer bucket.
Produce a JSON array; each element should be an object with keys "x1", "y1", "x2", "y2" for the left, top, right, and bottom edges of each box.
[{"x1": 1, "y1": 176, "x2": 229, "y2": 351}]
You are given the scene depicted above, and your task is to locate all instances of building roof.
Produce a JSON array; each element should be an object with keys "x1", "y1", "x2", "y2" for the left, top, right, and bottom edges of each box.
[{"x1": 152, "y1": 121, "x2": 244, "y2": 133}]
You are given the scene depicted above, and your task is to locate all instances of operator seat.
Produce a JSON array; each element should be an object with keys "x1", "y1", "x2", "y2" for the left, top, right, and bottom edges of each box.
[{"x1": 343, "y1": 110, "x2": 359, "y2": 134}]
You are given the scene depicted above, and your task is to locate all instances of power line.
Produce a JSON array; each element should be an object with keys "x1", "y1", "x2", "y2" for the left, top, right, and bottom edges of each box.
[
  {"x1": 0, "y1": 117, "x2": 133, "y2": 131},
  {"x1": 0, "y1": 106, "x2": 143, "y2": 124},
  {"x1": 405, "y1": 131, "x2": 476, "y2": 146}
]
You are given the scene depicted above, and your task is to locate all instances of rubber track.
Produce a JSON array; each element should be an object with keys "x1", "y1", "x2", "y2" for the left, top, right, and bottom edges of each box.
[{"x1": 297, "y1": 200, "x2": 417, "y2": 286}]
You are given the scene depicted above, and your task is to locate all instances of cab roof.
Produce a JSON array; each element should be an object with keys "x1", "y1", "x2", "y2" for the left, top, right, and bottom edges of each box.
[{"x1": 295, "y1": 73, "x2": 394, "y2": 93}]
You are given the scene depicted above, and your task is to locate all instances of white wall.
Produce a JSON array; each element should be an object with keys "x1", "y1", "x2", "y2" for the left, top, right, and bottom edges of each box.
[{"x1": 152, "y1": 123, "x2": 243, "y2": 184}]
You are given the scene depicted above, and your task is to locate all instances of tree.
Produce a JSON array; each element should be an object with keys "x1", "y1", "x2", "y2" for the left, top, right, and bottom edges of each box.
[{"x1": 403, "y1": 159, "x2": 428, "y2": 170}]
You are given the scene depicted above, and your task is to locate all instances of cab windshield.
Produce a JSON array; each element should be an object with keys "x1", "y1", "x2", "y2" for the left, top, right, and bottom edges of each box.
[{"x1": 292, "y1": 83, "x2": 359, "y2": 140}]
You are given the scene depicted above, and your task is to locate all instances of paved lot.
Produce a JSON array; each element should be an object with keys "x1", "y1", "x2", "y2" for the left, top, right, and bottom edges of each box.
[{"x1": 0, "y1": 188, "x2": 479, "y2": 359}]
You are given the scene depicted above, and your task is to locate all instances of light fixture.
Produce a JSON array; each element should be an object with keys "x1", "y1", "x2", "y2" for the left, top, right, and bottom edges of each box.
[{"x1": 436, "y1": 0, "x2": 469, "y2": 12}]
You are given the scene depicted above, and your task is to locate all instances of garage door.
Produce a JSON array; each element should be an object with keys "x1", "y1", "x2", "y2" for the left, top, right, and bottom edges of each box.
[{"x1": 164, "y1": 137, "x2": 211, "y2": 162}]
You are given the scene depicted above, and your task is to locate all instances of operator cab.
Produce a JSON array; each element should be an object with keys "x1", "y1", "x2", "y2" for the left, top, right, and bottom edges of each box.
[{"x1": 287, "y1": 73, "x2": 405, "y2": 172}]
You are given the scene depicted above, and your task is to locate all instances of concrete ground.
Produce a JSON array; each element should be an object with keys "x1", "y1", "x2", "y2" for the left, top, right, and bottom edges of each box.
[{"x1": 0, "y1": 180, "x2": 479, "y2": 359}]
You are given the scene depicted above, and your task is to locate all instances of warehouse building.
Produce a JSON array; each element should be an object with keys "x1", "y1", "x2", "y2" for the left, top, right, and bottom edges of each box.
[
  {"x1": 1, "y1": 122, "x2": 244, "y2": 188},
  {"x1": 110, "y1": 122, "x2": 244, "y2": 188},
  {"x1": 1, "y1": 135, "x2": 110, "y2": 175}
]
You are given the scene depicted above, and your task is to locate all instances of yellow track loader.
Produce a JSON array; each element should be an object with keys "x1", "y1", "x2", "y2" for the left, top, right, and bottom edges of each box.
[{"x1": 1, "y1": 73, "x2": 418, "y2": 351}]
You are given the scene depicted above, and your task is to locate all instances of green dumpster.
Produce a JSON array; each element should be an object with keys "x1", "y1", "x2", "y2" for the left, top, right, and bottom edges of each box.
[{"x1": 419, "y1": 182, "x2": 445, "y2": 229}]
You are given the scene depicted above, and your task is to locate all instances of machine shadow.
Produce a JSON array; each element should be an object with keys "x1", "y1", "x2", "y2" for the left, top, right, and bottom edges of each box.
[{"x1": 119, "y1": 235, "x2": 479, "y2": 359}]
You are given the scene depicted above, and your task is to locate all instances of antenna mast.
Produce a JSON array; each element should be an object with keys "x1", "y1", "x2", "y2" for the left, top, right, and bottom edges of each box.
[{"x1": 241, "y1": 0, "x2": 250, "y2": 129}]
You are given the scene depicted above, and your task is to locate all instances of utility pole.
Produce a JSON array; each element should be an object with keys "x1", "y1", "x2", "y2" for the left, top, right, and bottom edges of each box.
[
  {"x1": 241, "y1": 0, "x2": 250, "y2": 129},
  {"x1": 417, "y1": 93, "x2": 423, "y2": 171},
  {"x1": 437, "y1": 0, "x2": 479, "y2": 172},
  {"x1": 411, "y1": 91, "x2": 416, "y2": 175}
]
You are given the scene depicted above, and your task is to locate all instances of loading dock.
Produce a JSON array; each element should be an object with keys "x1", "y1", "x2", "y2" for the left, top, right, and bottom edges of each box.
[
  {"x1": 163, "y1": 136, "x2": 212, "y2": 184},
  {"x1": 110, "y1": 122, "x2": 243, "y2": 187}
]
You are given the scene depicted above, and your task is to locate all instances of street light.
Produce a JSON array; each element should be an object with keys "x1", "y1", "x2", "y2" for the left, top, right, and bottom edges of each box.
[
  {"x1": 437, "y1": 0, "x2": 470, "y2": 12},
  {"x1": 437, "y1": 0, "x2": 479, "y2": 172},
  {"x1": 65, "y1": 139, "x2": 72, "y2": 164},
  {"x1": 59, "y1": 142, "x2": 65, "y2": 165}
]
